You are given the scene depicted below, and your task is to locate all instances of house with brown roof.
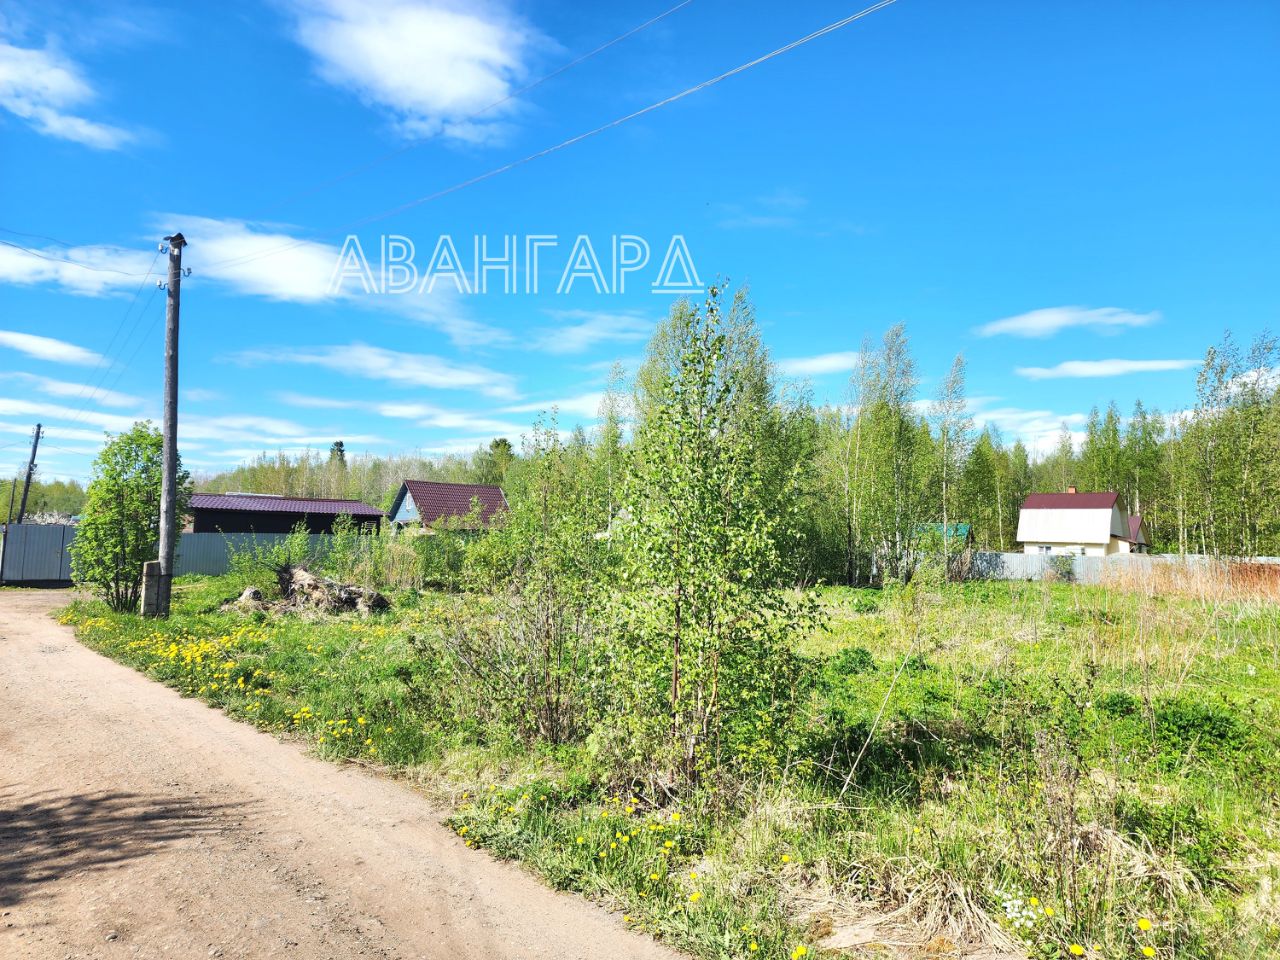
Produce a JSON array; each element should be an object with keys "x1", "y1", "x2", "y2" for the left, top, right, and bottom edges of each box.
[
  {"x1": 387, "y1": 480, "x2": 508, "y2": 531},
  {"x1": 189, "y1": 493, "x2": 383, "y2": 534},
  {"x1": 1015, "y1": 487, "x2": 1149, "y2": 556}
]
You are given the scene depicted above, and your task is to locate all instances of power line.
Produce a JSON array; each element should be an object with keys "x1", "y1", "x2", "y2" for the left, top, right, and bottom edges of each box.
[
  {"x1": 59, "y1": 248, "x2": 163, "y2": 427},
  {"x1": 254, "y1": 0, "x2": 697, "y2": 217},
  {"x1": 206, "y1": 0, "x2": 901, "y2": 273},
  {"x1": 0, "y1": 237, "x2": 152, "y2": 278}
]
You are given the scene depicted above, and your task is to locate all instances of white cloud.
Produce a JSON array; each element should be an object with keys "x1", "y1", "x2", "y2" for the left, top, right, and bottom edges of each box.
[
  {"x1": 0, "y1": 239, "x2": 159, "y2": 296},
  {"x1": 0, "y1": 398, "x2": 140, "y2": 433},
  {"x1": 0, "y1": 419, "x2": 112, "y2": 444},
  {"x1": 0, "y1": 217, "x2": 500, "y2": 345},
  {"x1": 976, "y1": 306, "x2": 1159, "y2": 339},
  {"x1": 0, "y1": 372, "x2": 140, "y2": 408},
  {"x1": 182, "y1": 388, "x2": 223, "y2": 403},
  {"x1": 286, "y1": 0, "x2": 545, "y2": 142},
  {"x1": 1016, "y1": 358, "x2": 1197, "y2": 380},
  {"x1": 968, "y1": 402, "x2": 1089, "y2": 457},
  {"x1": 0, "y1": 329, "x2": 102, "y2": 365},
  {"x1": 533, "y1": 310, "x2": 652, "y2": 355},
  {"x1": 777, "y1": 351, "x2": 861, "y2": 376},
  {"x1": 503, "y1": 391, "x2": 604, "y2": 419},
  {"x1": 277, "y1": 390, "x2": 529, "y2": 434},
  {"x1": 249, "y1": 343, "x2": 518, "y2": 399},
  {"x1": 0, "y1": 39, "x2": 133, "y2": 148}
]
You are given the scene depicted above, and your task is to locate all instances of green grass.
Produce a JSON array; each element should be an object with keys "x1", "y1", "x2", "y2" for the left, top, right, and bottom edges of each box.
[{"x1": 58, "y1": 575, "x2": 1280, "y2": 960}]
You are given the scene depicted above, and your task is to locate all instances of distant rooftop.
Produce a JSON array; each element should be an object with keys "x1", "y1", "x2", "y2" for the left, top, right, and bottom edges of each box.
[
  {"x1": 190, "y1": 493, "x2": 383, "y2": 517},
  {"x1": 1021, "y1": 492, "x2": 1119, "y2": 510},
  {"x1": 398, "y1": 479, "x2": 508, "y2": 525}
]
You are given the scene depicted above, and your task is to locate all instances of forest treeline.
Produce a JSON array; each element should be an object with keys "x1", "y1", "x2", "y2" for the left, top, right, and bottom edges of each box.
[{"x1": 199, "y1": 291, "x2": 1280, "y2": 578}]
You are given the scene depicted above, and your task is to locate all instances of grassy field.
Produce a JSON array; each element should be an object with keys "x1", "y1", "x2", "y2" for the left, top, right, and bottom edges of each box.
[{"x1": 58, "y1": 574, "x2": 1280, "y2": 960}]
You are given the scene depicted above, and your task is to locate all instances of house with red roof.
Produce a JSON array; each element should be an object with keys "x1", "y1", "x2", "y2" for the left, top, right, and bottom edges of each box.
[
  {"x1": 387, "y1": 480, "x2": 508, "y2": 531},
  {"x1": 1015, "y1": 487, "x2": 1149, "y2": 556}
]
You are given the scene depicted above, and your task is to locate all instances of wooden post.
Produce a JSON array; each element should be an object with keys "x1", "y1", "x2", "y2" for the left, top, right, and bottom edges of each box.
[{"x1": 153, "y1": 234, "x2": 185, "y2": 617}]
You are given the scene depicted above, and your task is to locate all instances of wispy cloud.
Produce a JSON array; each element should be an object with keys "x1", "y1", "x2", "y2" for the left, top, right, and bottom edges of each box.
[
  {"x1": 285, "y1": 0, "x2": 547, "y2": 143},
  {"x1": 716, "y1": 189, "x2": 809, "y2": 230},
  {"x1": 251, "y1": 344, "x2": 518, "y2": 399},
  {"x1": 503, "y1": 391, "x2": 604, "y2": 419},
  {"x1": 777, "y1": 351, "x2": 861, "y2": 376},
  {"x1": 1016, "y1": 358, "x2": 1197, "y2": 380},
  {"x1": 0, "y1": 329, "x2": 102, "y2": 365},
  {"x1": 0, "y1": 216, "x2": 501, "y2": 345},
  {"x1": 0, "y1": 37, "x2": 134, "y2": 149},
  {"x1": 976, "y1": 306, "x2": 1159, "y2": 339},
  {"x1": 968, "y1": 400, "x2": 1089, "y2": 457},
  {"x1": 277, "y1": 390, "x2": 529, "y2": 434},
  {"x1": 533, "y1": 310, "x2": 652, "y2": 355},
  {"x1": 0, "y1": 371, "x2": 140, "y2": 408}
]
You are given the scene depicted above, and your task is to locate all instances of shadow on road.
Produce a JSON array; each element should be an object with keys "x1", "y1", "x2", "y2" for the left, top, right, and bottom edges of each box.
[{"x1": 0, "y1": 787, "x2": 241, "y2": 906}]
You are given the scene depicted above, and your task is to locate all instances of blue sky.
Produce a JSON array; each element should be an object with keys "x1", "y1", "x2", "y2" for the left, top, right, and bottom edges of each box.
[{"x1": 2, "y1": 0, "x2": 1277, "y2": 482}]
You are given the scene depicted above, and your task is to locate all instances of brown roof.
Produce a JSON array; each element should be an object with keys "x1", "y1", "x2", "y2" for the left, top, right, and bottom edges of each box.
[
  {"x1": 1128, "y1": 515, "x2": 1144, "y2": 542},
  {"x1": 1021, "y1": 492, "x2": 1119, "y2": 510},
  {"x1": 401, "y1": 480, "x2": 507, "y2": 525},
  {"x1": 190, "y1": 493, "x2": 383, "y2": 517}
]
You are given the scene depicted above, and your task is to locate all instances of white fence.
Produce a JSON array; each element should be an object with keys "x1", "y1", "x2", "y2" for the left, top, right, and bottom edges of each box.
[
  {"x1": 0, "y1": 524, "x2": 326, "y2": 584},
  {"x1": 969, "y1": 551, "x2": 1280, "y2": 584}
]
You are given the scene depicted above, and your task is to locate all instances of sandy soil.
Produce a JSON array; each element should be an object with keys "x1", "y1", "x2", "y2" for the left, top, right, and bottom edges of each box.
[{"x1": 0, "y1": 589, "x2": 682, "y2": 960}]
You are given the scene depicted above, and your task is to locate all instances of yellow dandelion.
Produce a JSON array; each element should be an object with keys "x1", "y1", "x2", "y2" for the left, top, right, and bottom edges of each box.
[
  {"x1": 1142, "y1": 949, "x2": 1155, "y2": 959},
  {"x1": 649, "y1": 872, "x2": 660, "y2": 881},
  {"x1": 1044, "y1": 906, "x2": 1055, "y2": 917},
  {"x1": 781, "y1": 854, "x2": 791, "y2": 863},
  {"x1": 1138, "y1": 918, "x2": 1152, "y2": 932},
  {"x1": 671, "y1": 812, "x2": 681, "y2": 822},
  {"x1": 688, "y1": 891, "x2": 701, "y2": 902},
  {"x1": 576, "y1": 836, "x2": 584, "y2": 845},
  {"x1": 1070, "y1": 947, "x2": 1084, "y2": 957},
  {"x1": 1029, "y1": 897, "x2": 1040, "y2": 907},
  {"x1": 749, "y1": 943, "x2": 759, "y2": 952}
]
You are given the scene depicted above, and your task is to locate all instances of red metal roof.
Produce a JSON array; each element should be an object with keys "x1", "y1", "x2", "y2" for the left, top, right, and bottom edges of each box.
[
  {"x1": 190, "y1": 493, "x2": 383, "y2": 517},
  {"x1": 402, "y1": 480, "x2": 507, "y2": 525},
  {"x1": 1128, "y1": 515, "x2": 1144, "y2": 542},
  {"x1": 1021, "y1": 492, "x2": 1119, "y2": 510}
]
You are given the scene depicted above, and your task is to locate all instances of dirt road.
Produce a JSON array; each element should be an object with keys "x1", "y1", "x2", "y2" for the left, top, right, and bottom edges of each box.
[{"x1": 0, "y1": 589, "x2": 681, "y2": 960}]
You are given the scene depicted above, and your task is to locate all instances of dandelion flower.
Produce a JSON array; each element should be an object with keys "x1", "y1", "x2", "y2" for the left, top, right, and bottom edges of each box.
[
  {"x1": 1142, "y1": 949, "x2": 1155, "y2": 958},
  {"x1": 1029, "y1": 897, "x2": 1040, "y2": 907},
  {"x1": 576, "y1": 836, "x2": 584, "y2": 845},
  {"x1": 749, "y1": 943, "x2": 759, "y2": 952},
  {"x1": 649, "y1": 873, "x2": 660, "y2": 881},
  {"x1": 781, "y1": 854, "x2": 791, "y2": 863},
  {"x1": 1070, "y1": 947, "x2": 1084, "y2": 956},
  {"x1": 1044, "y1": 906, "x2": 1055, "y2": 917},
  {"x1": 671, "y1": 812, "x2": 681, "y2": 822},
  {"x1": 688, "y1": 891, "x2": 701, "y2": 902},
  {"x1": 1138, "y1": 918, "x2": 1152, "y2": 932}
]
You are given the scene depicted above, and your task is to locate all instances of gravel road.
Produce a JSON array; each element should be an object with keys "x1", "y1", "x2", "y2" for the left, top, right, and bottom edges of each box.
[{"x1": 0, "y1": 589, "x2": 681, "y2": 960}]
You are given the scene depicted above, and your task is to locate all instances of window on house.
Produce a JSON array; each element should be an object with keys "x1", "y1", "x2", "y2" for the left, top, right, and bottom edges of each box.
[{"x1": 1039, "y1": 545, "x2": 1052, "y2": 554}]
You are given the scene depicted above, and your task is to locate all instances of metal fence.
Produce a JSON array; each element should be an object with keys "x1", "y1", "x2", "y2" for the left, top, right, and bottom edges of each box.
[
  {"x1": 0, "y1": 524, "x2": 326, "y2": 584},
  {"x1": 969, "y1": 551, "x2": 1280, "y2": 584}
]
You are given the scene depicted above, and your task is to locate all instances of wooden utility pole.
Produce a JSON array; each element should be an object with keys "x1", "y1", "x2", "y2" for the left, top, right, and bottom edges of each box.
[
  {"x1": 5, "y1": 475, "x2": 17, "y2": 524},
  {"x1": 154, "y1": 234, "x2": 185, "y2": 617},
  {"x1": 15, "y1": 423, "x2": 42, "y2": 524}
]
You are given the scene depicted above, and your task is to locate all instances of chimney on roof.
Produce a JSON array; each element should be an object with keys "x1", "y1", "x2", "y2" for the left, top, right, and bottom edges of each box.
[{"x1": 1067, "y1": 485, "x2": 1077, "y2": 494}]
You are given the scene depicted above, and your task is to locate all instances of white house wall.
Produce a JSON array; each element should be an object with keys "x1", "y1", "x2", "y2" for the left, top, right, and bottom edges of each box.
[{"x1": 1015, "y1": 507, "x2": 1115, "y2": 545}]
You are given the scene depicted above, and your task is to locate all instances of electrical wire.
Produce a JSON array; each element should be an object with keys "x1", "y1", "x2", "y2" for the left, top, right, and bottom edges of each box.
[
  {"x1": 206, "y1": 0, "x2": 901, "y2": 273},
  {"x1": 58, "y1": 249, "x2": 163, "y2": 427},
  {"x1": 0, "y1": 237, "x2": 152, "y2": 278}
]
